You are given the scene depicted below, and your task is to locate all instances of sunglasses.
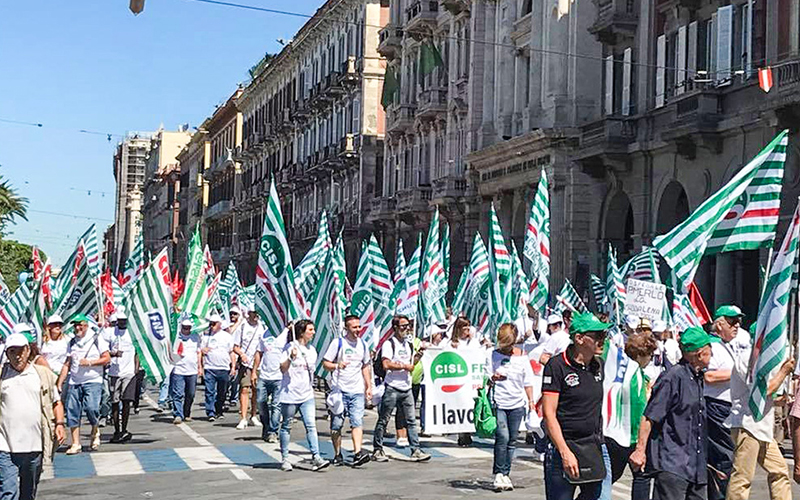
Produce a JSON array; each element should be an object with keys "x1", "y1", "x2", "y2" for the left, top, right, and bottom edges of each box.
[
  {"x1": 582, "y1": 331, "x2": 607, "y2": 342},
  {"x1": 397, "y1": 324, "x2": 412, "y2": 331}
]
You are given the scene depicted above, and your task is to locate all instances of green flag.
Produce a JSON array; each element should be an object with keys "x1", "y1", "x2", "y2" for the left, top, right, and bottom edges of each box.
[
  {"x1": 381, "y1": 68, "x2": 399, "y2": 109},
  {"x1": 420, "y1": 41, "x2": 444, "y2": 76}
]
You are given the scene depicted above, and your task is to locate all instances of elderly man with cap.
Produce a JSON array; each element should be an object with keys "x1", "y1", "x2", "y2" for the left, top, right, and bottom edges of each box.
[
  {"x1": 200, "y1": 313, "x2": 236, "y2": 421},
  {"x1": 0, "y1": 333, "x2": 65, "y2": 500},
  {"x1": 170, "y1": 318, "x2": 202, "y2": 424},
  {"x1": 107, "y1": 312, "x2": 137, "y2": 444},
  {"x1": 630, "y1": 326, "x2": 713, "y2": 500},
  {"x1": 539, "y1": 313, "x2": 570, "y2": 366},
  {"x1": 56, "y1": 314, "x2": 110, "y2": 455},
  {"x1": 541, "y1": 312, "x2": 611, "y2": 500},
  {"x1": 233, "y1": 306, "x2": 265, "y2": 430}
]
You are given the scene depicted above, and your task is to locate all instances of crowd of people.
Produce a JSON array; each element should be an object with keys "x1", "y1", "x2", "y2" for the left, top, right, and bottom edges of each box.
[{"x1": 1, "y1": 300, "x2": 800, "y2": 500}]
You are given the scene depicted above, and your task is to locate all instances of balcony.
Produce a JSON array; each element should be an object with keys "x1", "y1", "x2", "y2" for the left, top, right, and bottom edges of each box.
[
  {"x1": 211, "y1": 247, "x2": 232, "y2": 265},
  {"x1": 395, "y1": 187, "x2": 432, "y2": 214},
  {"x1": 339, "y1": 56, "x2": 362, "y2": 87},
  {"x1": 386, "y1": 104, "x2": 416, "y2": 135},
  {"x1": 660, "y1": 90, "x2": 722, "y2": 159},
  {"x1": 378, "y1": 25, "x2": 403, "y2": 60},
  {"x1": 431, "y1": 175, "x2": 467, "y2": 202},
  {"x1": 236, "y1": 238, "x2": 257, "y2": 256},
  {"x1": 205, "y1": 199, "x2": 232, "y2": 221},
  {"x1": 574, "y1": 117, "x2": 637, "y2": 172},
  {"x1": 291, "y1": 100, "x2": 311, "y2": 124},
  {"x1": 208, "y1": 147, "x2": 235, "y2": 176},
  {"x1": 339, "y1": 133, "x2": 360, "y2": 159},
  {"x1": 323, "y1": 72, "x2": 344, "y2": 97},
  {"x1": 417, "y1": 88, "x2": 447, "y2": 120},
  {"x1": 406, "y1": 0, "x2": 439, "y2": 33},
  {"x1": 369, "y1": 196, "x2": 397, "y2": 222},
  {"x1": 441, "y1": 0, "x2": 469, "y2": 15},
  {"x1": 588, "y1": 0, "x2": 638, "y2": 44}
]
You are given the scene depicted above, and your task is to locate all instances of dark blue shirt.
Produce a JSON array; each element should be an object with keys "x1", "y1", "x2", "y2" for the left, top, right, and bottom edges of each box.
[{"x1": 644, "y1": 360, "x2": 707, "y2": 484}]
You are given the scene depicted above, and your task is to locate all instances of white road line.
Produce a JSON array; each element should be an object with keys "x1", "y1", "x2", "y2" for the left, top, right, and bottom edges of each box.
[
  {"x1": 230, "y1": 468, "x2": 252, "y2": 480},
  {"x1": 143, "y1": 393, "x2": 213, "y2": 446},
  {"x1": 91, "y1": 451, "x2": 145, "y2": 476},
  {"x1": 142, "y1": 394, "x2": 161, "y2": 411},
  {"x1": 174, "y1": 446, "x2": 233, "y2": 470}
]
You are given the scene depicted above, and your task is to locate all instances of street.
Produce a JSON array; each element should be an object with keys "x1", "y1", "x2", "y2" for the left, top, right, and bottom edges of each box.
[{"x1": 38, "y1": 389, "x2": 798, "y2": 500}]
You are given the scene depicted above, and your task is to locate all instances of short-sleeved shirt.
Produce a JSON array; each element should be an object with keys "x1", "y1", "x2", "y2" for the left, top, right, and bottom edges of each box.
[
  {"x1": 542, "y1": 329, "x2": 571, "y2": 357},
  {"x1": 256, "y1": 329, "x2": 288, "y2": 381},
  {"x1": 541, "y1": 347, "x2": 604, "y2": 440},
  {"x1": 233, "y1": 321, "x2": 264, "y2": 369},
  {"x1": 173, "y1": 333, "x2": 201, "y2": 376},
  {"x1": 41, "y1": 338, "x2": 69, "y2": 376},
  {"x1": 486, "y1": 350, "x2": 535, "y2": 410},
  {"x1": 324, "y1": 336, "x2": 370, "y2": 394},
  {"x1": 108, "y1": 327, "x2": 136, "y2": 378},
  {"x1": 0, "y1": 364, "x2": 58, "y2": 453},
  {"x1": 67, "y1": 330, "x2": 110, "y2": 386},
  {"x1": 729, "y1": 346, "x2": 775, "y2": 442},
  {"x1": 279, "y1": 342, "x2": 317, "y2": 404},
  {"x1": 705, "y1": 340, "x2": 735, "y2": 401},
  {"x1": 381, "y1": 337, "x2": 414, "y2": 391},
  {"x1": 644, "y1": 360, "x2": 707, "y2": 484},
  {"x1": 201, "y1": 331, "x2": 233, "y2": 371}
]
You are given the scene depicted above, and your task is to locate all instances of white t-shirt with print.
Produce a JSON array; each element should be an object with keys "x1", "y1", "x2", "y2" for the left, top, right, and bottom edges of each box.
[
  {"x1": 202, "y1": 331, "x2": 234, "y2": 371},
  {"x1": 233, "y1": 321, "x2": 264, "y2": 369},
  {"x1": 0, "y1": 364, "x2": 59, "y2": 453},
  {"x1": 67, "y1": 330, "x2": 110, "y2": 385},
  {"x1": 279, "y1": 342, "x2": 317, "y2": 404},
  {"x1": 173, "y1": 333, "x2": 201, "y2": 376},
  {"x1": 486, "y1": 350, "x2": 535, "y2": 410},
  {"x1": 108, "y1": 327, "x2": 136, "y2": 378},
  {"x1": 324, "y1": 336, "x2": 370, "y2": 394},
  {"x1": 729, "y1": 345, "x2": 775, "y2": 442},
  {"x1": 542, "y1": 329, "x2": 571, "y2": 357},
  {"x1": 41, "y1": 338, "x2": 70, "y2": 375},
  {"x1": 381, "y1": 337, "x2": 414, "y2": 391},
  {"x1": 256, "y1": 330, "x2": 288, "y2": 381},
  {"x1": 705, "y1": 340, "x2": 735, "y2": 402}
]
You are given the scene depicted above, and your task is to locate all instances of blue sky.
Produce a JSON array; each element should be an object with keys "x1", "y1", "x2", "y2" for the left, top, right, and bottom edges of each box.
[{"x1": 0, "y1": 0, "x2": 319, "y2": 267}]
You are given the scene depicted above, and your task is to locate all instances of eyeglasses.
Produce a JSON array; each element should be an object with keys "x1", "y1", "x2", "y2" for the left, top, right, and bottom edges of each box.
[
  {"x1": 583, "y1": 332, "x2": 607, "y2": 342},
  {"x1": 397, "y1": 324, "x2": 412, "y2": 331}
]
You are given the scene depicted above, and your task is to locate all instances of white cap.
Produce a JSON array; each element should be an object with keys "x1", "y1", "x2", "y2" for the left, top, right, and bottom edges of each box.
[
  {"x1": 547, "y1": 313, "x2": 563, "y2": 325},
  {"x1": 13, "y1": 323, "x2": 34, "y2": 334},
  {"x1": 181, "y1": 319, "x2": 194, "y2": 327},
  {"x1": 652, "y1": 320, "x2": 667, "y2": 332},
  {"x1": 5, "y1": 333, "x2": 29, "y2": 349},
  {"x1": 109, "y1": 314, "x2": 117, "y2": 322},
  {"x1": 221, "y1": 319, "x2": 231, "y2": 330},
  {"x1": 115, "y1": 311, "x2": 127, "y2": 320},
  {"x1": 229, "y1": 306, "x2": 241, "y2": 316},
  {"x1": 625, "y1": 315, "x2": 640, "y2": 330},
  {"x1": 47, "y1": 314, "x2": 64, "y2": 325},
  {"x1": 207, "y1": 313, "x2": 223, "y2": 324}
]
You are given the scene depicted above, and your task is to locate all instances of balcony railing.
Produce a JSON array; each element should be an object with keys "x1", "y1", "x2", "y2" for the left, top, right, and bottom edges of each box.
[
  {"x1": 378, "y1": 25, "x2": 404, "y2": 59},
  {"x1": 406, "y1": 0, "x2": 438, "y2": 26},
  {"x1": 395, "y1": 187, "x2": 432, "y2": 212},
  {"x1": 205, "y1": 199, "x2": 232, "y2": 220},
  {"x1": 387, "y1": 104, "x2": 416, "y2": 134}
]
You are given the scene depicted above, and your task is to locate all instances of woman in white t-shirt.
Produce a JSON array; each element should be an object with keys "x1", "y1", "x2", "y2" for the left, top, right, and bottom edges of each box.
[
  {"x1": 41, "y1": 315, "x2": 70, "y2": 385},
  {"x1": 486, "y1": 323, "x2": 535, "y2": 492},
  {"x1": 278, "y1": 320, "x2": 330, "y2": 473}
]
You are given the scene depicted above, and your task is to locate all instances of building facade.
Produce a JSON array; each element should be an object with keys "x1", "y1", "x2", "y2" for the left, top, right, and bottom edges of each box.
[
  {"x1": 234, "y1": 0, "x2": 388, "y2": 282},
  {"x1": 111, "y1": 133, "x2": 152, "y2": 273}
]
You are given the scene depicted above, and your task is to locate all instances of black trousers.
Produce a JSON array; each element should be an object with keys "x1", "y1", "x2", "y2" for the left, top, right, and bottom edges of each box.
[
  {"x1": 653, "y1": 471, "x2": 706, "y2": 500},
  {"x1": 605, "y1": 438, "x2": 652, "y2": 500},
  {"x1": 705, "y1": 397, "x2": 733, "y2": 500}
]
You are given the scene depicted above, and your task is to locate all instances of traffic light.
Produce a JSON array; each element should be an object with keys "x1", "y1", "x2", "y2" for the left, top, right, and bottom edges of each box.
[{"x1": 130, "y1": 0, "x2": 145, "y2": 15}]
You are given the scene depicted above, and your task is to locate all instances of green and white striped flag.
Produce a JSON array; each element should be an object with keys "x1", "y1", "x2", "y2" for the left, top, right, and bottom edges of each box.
[
  {"x1": 395, "y1": 235, "x2": 421, "y2": 319},
  {"x1": 555, "y1": 279, "x2": 588, "y2": 314},
  {"x1": 121, "y1": 233, "x2": 145, "y2": 291},
  {"x1": 420, "y1": 208, "x2": 448, "y2": 326},
  {"x1": 393, "y1": 239, "x2": 406, "y2": 286},
  {"x1": 748, "y1": 200, "x2": 800, "y2": 420},
  {"x1": 294, "y1": 211, "x2": 331, "y2": 304},
  {"x1": 524, "y1": 170, "x2": 550, "y2": 313},
  {"x1": 124, "y1": 248, "x2": 177, "y2": 385},
  {"x1": 441, "y1": 222, "x2": 450, "y2": 283},
  {"x1": 591, "y1": 274, "x2": 608, "y2": 310},
  {"x1": 368, "y1": 235, "x2": 393, "y2": 307},
  {"x1": 219, "y1": 261, "x2": 240, "y2": 310},
  {"x1": 488, "y1": 204, "x2": 511, "y2": 328},
  {"x1": 255, "y1": 180, "x2": 302, "y2": 335},
  {"x1": 463, "y1": 233, "x2": 491, "y2": 334},
  {"x1": 0, "y1": 284, "x2": 32, "y2": 338},
  {"x1": 603, "y1": 339, "x2": 648, "y2": 447},
  {"x1": 654, "y1": 131, "x2": 789, "y2": 288},
  {"x1": 310, "y1": 250, "x2": 344, "y2": 377},
  {"x1": 606, "y1": 245, "x2": 626, "y2": 322},
  {"x1": 351, "y1": 242, "x2": 377, "y2": 349},
  {"x1": 176, "y1": 229, "x2": 211, "y2": 320},
  {"x1": 53, "y1": 241, "x2": 99, "y2": 326},
  {"x1": 504, "y1": 243, "x2": 529, "y2": 321}
]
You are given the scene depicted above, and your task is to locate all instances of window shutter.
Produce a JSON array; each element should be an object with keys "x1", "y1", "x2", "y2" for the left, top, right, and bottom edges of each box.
[
  {"x1": 676, "y1": 25, "x2": 687, "y2": 95},
  {"x1": 656, "y1": 35, "x2": 666, "y2": 108},
  {"x1": 716, "y1": 5, "x2": 733, "y2": 85},
  {"x1": 622, "y1": 48, "x2": 632, "y2": 116},
  {"x1": 688, "y1": 21, "x2": 698, "y2": 90},
  {"x1": 605, "y1": 54, "x2": 615, "y2": 115},
  {"x1": 744, "y1": 0, "x2": 753, "y2": 77}
]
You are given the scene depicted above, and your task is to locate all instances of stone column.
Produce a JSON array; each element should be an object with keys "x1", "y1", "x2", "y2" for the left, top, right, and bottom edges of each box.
[
  {"x1": 714, "y1": 253, "x2": 736, "y2": 307},
  {"x1": 480, "y1": 0, "x2": 498, "y2": 147}
]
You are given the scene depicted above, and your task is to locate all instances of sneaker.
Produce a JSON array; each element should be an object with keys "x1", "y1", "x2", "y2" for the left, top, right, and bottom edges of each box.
[
  {"x1": 332, "y1": 454, "x2": 344, "y2": 466},
  {"x1": 217, "y1": 414, "x2": 225, "y2": 420},
  {"x1": 109, "y1": 432, "x2": 122, "y2": 444},
  {"x1": 493, "y1": 473, "x2": 505, "y2": 492},
  {"x1": 250, "y1": 415, "x2": 262, "y2": 427},
  {"x1": 410, "y1": 449, "x2": 431, "y2": 462},
  {"x1": 133, "y1": 407, "x2": 140, "y2": 415},
  {"x1": 281, "y1": 460, "x2": 293, "y2": 472},
  {"x1": 457, "y1": 434, "x2": 473, "y2": 447},
  {"x1": 156, "y1": 407, "x2": 164, "y2": 414},
  {"x1": 236, "y1": 419, "x2": 248, "y2": 430},
  {"x1": 208, "y1": 416, "x2": 216, "y2": 422},
  {"x1": 311, "y1": 455, "x2": 330, "y2": 471},
  {"x1": 184, "y1": 416, "x2": 193, "y2": 422},
  {"x1": 173, "y1": 417, "x2": 183, "y2": 425},
  {"x1": 266, "y1": 434, "x2": 278, "y2": 444},
  {"x1": 352, "y1": 450, "x2": 370, "y2": 467},
  {"x1": 91, "y1": 435, "x2": 101, "y2": 451},
  {"x1": 503, "y1": 475, "x2": 514, "y2": 491},
  {"x1": 396, "y1": 437, "x2": 409, "y2": 447},
  {"x1": 372, "y1": 449, "x2": 389, "y2": 463},
  {"x1": 65, "y1": 444, "x2": 82, "y2": 455},
  {"x1": 98, "y1": 417, "x2": 107, "y2": 428},
  {"x1": 119, "y1": 432, "x2": 133, "y2": 443}
]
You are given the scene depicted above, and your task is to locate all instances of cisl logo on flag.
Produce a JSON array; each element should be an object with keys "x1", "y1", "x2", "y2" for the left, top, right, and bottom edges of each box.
[
  {"x1": 430, "y1": 351, "x2": 469, "y2": 393},
  {"x1": 423, "y1": 348, "x2": 486, "y2": 434},
  {"x1": 350, "y1": 289, "x2": 372, "y2": 317},
  {"x1": 259, "y1": 234, "x2": 286, "y2": 281}
]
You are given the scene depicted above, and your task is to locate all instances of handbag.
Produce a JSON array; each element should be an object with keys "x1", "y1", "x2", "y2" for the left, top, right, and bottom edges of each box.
[
  {"x1": 563, "y1": 434, "x2": 606, "y2": 484},
  {"x1": 474, "y1": 381, "x2": 497, "y2": 438}
]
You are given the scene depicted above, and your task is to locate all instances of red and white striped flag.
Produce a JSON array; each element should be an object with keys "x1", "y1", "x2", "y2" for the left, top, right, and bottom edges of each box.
[{"x1": 759, "y1": 67, "x2": 773, "y2": 93}]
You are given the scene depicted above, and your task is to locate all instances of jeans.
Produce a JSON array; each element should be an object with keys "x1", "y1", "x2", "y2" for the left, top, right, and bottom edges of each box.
[
  {"x1": 256, "y1": 379, "x2": 281, "y2": 437},
  {"x1": 99, "y1": 377, "x2": 111, "y2": 419},
  {"x1": 203, "y1": 369, "x2": 230, "y2": 417},
  {"x1": 544, "y1": 441, "x2": 609, "y2": 500},
  {"x1": 493, "y1": 406, "x2": 526, "y2": 475},
  {"x1": 330, "y1": 392, "x2": 366, "y2": 431},
  {"x1": 280, "y1": 399, "x2": 320, "y2": 461},
  {"x1": 170, "y1": 373, "x2": 197, "y2": 420},
  {"x1": 605, "y1": 438, "x2": 652, "y2": 500},
  {"x1": 65, "y1": 383, "x2": 103, "y2": 428},
  {"x1": 228, "y1": 367, "x2": 240, "y2": 404},
  {"x1": 412, "y1": 384, "x2": 425, "y2": 431},
  {"x1": 373, "y1": 385, "x2": 420, "y2": 451},
  {"x1": 158, "y1": 378, "x2": 171, "y2": 408},
  {"x1": 0, "y1": 451, "x2": 42, "y2": 500}
]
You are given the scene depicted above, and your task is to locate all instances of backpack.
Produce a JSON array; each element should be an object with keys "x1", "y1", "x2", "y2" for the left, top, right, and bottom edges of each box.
[{"x1": 372, "y1": 337, "x2": 398, "y2": 380}]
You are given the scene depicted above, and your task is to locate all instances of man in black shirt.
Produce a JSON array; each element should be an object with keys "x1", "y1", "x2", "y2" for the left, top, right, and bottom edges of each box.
[
  {"x1": 630, "y1": 326, "x2": 713, "y2": 500},
  {"x1": 542, "y1": 312, "x2": 610, "y2": 500}
]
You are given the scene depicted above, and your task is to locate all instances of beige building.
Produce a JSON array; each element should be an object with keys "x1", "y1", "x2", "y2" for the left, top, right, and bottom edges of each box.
[{"x1": 111, "y1": 133, "x2": 152, "y2": 273}]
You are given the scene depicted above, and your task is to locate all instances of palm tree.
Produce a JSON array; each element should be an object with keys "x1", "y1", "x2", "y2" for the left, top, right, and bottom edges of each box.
[{"x1": 0, "y1": 175, "x2": 27, "y2": 237}]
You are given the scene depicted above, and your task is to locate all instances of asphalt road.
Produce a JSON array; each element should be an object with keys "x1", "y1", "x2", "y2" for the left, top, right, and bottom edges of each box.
[{"x1": 38, "y1": 388, "x2": 800, "y2": 500}]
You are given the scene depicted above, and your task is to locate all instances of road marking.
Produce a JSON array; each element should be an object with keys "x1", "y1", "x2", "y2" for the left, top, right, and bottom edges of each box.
[
  {"x1": 174, "y1": 446, "x2": 233, "y2": 470},
  {"x1": 91, "y1": 451, "x2": 145, "y2": 476},
  {"x1": 230, "y1": 468, "x2": 252, "y2": 480},
  {"x1": 218, "y1": 443, "x2": 277, "y2": 466},
  {"x1": 143, "y1": 393, "x2": 213, "y2": 446},
  {"x1": 134, "y1": 448, "x2": 189, "y2": 473},
  {"x1": 52, "y1": 452, "x2": 95, "y2": 479}
]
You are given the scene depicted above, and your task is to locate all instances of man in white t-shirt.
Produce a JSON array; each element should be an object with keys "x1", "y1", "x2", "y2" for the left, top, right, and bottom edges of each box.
[
  {"x1": 200, "y1": 314, "x2": 235, "y2": 421},
  {"x1": 233, "y1": 309, "x2": 265, "y2": 430},
  {"x1": 57, "y1": 314, "x2": 110, "y2": 455},
  {"x1": 539, "y1": 314, "x2": 569, "y2": 366},
  {"x1": 322, "y1": 315, "x2": 372, "y2": 466},
  {"x1": 727, "y1": 341, "x2": 794, "y2": 500},
  {"x1": 0, "y1": 333, "x2": 65, "y2": 500},
  {"x1": 252, "y1": 320, "x2": 288, "y2": 443},
  {"x1": 170, "y1": 319, "x2": 202, "y2": 424},
  {"x1": 107, "y1": 313, "x2": 137, "y2": 444},
  {"x1": 98, "y1": 314, "x2": 117, "y2": 427},
  {"x1": 372, "y1": 315, "x2": 431, "y2": 463}
]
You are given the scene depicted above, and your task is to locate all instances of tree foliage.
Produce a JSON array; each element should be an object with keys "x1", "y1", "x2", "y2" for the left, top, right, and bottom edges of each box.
[
  {"x1": 0, "y1": 174, "x2": 27, "y2": 236},
  {"x1": 0, "y1": 239, "x2": 41, "y2": 293}
]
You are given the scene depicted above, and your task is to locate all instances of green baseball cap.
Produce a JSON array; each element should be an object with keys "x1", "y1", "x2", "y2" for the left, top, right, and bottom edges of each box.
[
  {"x1": 749, "y1": 322, "x2": 757, "y2": 335},
  {"x1": 570, "y1": 312, "x2": 612, "y2": 335},
  {"x1": 714, "y1": 305, "x2": 743, "y2": 319},
  {"x1": 680, "y1": 326, "x2": 712, "y2": 352},
  {"x1": 70, "y1": 313, "x2": 91, "y2": 324}
]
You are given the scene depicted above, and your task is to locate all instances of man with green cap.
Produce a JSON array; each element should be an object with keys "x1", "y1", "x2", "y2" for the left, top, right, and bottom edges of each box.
[
  {"x1": 541, "y1": 312, "x2": 611, "y2": 500},
  {"x1": 630, "y1": 326, "x2": 712, "y2": 500}
]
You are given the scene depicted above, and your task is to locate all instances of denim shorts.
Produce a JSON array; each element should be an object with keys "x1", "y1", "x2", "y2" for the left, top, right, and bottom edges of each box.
[
  {"x1": 66, "y1": 382, "x2": 103, "y2": 428},
  {"x1": 330, "y1": 392, "x2": 365, "y2": 431}
]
